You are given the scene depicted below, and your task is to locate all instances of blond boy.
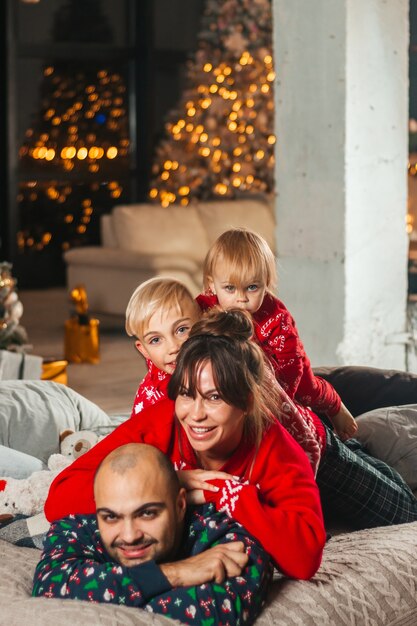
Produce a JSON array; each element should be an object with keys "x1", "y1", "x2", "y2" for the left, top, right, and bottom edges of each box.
[{"x1": 126, "y1": 277, "x2": 200, "y2": 416}]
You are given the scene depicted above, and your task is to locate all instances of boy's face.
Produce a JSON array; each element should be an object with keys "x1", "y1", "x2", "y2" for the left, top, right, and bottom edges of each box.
[
  {"x1": 208, "y1": 257, "x2": 266, "y2": 315},
  {"x1": 136, "y1": 300, "x2": 199, "y2": 374}
]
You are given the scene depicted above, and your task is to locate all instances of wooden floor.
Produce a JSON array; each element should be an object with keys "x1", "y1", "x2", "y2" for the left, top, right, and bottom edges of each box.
[{"x1": 19, "y1": 288, "x2": 146, "y2": 415}]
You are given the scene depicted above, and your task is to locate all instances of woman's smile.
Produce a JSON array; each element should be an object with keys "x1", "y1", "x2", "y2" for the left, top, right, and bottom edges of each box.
[
  {"x1": 175, "y1": 360, "x2": 246, "y2": 468},
  {"x1": 187, "y1": 424, "x2": 217, "y2": 440}
]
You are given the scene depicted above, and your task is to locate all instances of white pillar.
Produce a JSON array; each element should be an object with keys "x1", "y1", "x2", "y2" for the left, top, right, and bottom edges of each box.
[{"x1": 273, "y1": 0, "x2": 409, "y2": 369}]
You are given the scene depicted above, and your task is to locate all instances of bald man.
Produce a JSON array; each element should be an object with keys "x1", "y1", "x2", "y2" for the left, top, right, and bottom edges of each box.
[{"x1": 33, "y1": 444, "x2": 272, "y2": 625}]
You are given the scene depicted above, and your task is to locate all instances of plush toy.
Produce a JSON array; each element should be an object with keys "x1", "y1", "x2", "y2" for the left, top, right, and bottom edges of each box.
[
  {"x1": 59, "y1": 429, "x2": 101, "y2": 460},
  {"x1": 0, "y1": 454, "x2": 71, "y2": 518},
  {"x1": 0, "y1": 429, "x2": 103, "y2": 519}
]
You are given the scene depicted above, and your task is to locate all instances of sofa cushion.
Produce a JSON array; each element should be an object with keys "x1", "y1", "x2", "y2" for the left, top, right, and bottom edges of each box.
[
  {"x1": 111, "y1": 204, "x2": 209, "y2": 263},
  {"x1": 313, "y1": 365, "x2": 417, "y2": 417},
  {"x1": 197, "y1": 199, "x2": 276, "y2": 251},
  {"x1": 355, "y1": 404, "x2": 417, "y2": 489}
]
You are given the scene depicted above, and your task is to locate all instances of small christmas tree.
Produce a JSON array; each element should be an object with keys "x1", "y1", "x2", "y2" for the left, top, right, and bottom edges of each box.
[
  {"x1": 149, "y1": 0, "x2": 275, "y2": 207},
  {"x1": 0, "y1": 262, "x2": 28, "y2": 350}
]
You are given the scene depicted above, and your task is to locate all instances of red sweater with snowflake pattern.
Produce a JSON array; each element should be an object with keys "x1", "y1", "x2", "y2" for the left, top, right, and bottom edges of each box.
[
  {"x1": 131, "y1": 360, "x2": 325, "y2": 475},
  {"x1": 130, "y1": 360, "x2": 170, "y2": 418},
  {"x1": 45, "y1": 399, "x2": 325, "y2": 580},
  {"x1": 196, "y1": 292, "x2": 341, "y2": 418}
]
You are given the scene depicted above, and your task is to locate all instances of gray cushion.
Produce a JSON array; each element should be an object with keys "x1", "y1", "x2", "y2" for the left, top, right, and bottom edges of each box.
[
  {"x1": 355, "y1": 404, "x2": 417, "y2": 489},
  {"x1": 0, "y1": 380, "x2": 124, "y2": 464},
  {"x1": 314, "y1": 366, "x2": 417, "y2": 417}
]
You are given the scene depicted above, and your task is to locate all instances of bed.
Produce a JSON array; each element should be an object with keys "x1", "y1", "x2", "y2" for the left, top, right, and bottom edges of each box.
[{"x1": 1, "y1": 366, "x2": 417, "y2": 625}]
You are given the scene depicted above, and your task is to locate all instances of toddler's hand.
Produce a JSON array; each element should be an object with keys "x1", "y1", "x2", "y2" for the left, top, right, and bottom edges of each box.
[{"x1": 331, "y1": 402, "x2": 358, "y2": 441}]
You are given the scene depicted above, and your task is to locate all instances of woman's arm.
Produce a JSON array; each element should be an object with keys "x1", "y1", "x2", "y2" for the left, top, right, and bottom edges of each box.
[
  {"x1": 203, "y1": 423, "x2": 326, "y2": 580},
  {"x1": 44, "y1": 398, "x2": 176, "y2": 521}
]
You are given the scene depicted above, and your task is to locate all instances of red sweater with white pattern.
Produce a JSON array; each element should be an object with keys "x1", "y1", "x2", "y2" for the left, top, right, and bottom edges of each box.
[
  {"x1": 196, "y1": 292, "x2": 341, "y2": 418},
  {"x1": 132, "y1": 360, "x2": 325, "y2": 475},
  {"x1": 131, "y1": 360, "x2": 170, "y2": 418},
  {"x1": 45, "y1": 399, "x2": 326, "y2": 580}
]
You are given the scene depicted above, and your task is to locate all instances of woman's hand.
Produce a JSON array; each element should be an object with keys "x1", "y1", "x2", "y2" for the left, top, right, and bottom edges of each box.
[{"x1": 177, "y1": 469, "x2": 239, "y2": 506}]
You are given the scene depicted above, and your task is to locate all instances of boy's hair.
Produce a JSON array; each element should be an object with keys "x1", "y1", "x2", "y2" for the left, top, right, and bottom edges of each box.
[
  {"x1": 203, "y1": 227, "x2": 277, "y2": 291},
  {"x1": 125, "y1": 277, "x2": 199, "y2": 339}
]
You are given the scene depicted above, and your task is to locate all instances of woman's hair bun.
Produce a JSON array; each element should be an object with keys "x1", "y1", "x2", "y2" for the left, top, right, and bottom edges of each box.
[{"x1": 190, "y1": 306, "x2": 254, "y2": 342}]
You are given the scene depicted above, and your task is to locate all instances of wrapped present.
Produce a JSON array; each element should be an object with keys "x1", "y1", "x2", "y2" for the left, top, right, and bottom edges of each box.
[
  {"x1": 41, "y1": 358, "x2": 68, "y2": 385},
  {"x1": 0, "y1": 349, "x2": 42, "y2": 380},
  {"x1": 64, "y1": 285, "x2": 100, "y2": 364},
  {"x1": 64, "y1": 317, "x2": 100, "y2": 364}
]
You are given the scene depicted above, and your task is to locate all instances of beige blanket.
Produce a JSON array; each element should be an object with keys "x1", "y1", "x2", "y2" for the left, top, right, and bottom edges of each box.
[{"x1": 1, "y1": 521, "x2": 417, "y2": 626}]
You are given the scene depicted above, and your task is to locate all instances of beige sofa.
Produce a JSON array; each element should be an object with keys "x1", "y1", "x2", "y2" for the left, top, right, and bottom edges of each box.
[{"x1": 64, "y1": 199, "x2": 275, "y2": 315}]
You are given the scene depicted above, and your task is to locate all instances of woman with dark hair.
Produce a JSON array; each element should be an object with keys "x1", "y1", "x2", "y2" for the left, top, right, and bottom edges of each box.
[
  {"x1": 175, "y1": 311, "x2": 417, "y2": 531},
  {"x1": 45, "y1": 308, "x2": 326, "y2": 581}
]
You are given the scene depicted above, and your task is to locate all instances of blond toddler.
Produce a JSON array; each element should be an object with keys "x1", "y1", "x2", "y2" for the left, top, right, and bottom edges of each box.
[{"x1": 196, "y1": 228, "x2": 358, "y2": 442}]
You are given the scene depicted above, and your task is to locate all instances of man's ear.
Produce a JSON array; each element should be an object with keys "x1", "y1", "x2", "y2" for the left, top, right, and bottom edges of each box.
[
  {"x1": 135, "y1": 339, "x2": 149, "y2": 360},
  {"x1": 176, "y1": 487, "x2": 187, "y2": 522}
]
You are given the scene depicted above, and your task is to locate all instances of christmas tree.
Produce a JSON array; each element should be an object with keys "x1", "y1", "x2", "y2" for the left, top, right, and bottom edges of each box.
[
  {"x1": 17, "y1": 0, "x2": 129, "y2": 260},
  {"x1": 0, "y1": 262, "x2": 28, "y2": 350},
  {"x1": 149, "y1": 0, "x2": 275, "y2": 207}
]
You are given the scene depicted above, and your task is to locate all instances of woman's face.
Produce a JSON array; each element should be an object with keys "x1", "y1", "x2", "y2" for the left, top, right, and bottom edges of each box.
[{"x1": 175, "y1": 360, "x2": 246, "y2": 467}]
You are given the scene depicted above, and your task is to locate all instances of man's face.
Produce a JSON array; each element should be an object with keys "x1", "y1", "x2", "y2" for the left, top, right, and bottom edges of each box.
[
  {"x1": 135, "y1": 301, "x2": 200, "y2": 374},
  {"x1": 95, "y1": 464, "x2": 186, "y2": 568}
]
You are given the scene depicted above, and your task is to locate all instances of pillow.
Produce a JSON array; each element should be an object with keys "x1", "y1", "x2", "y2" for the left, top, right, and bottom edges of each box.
[
  {"x1": 0, "y1": 380, "x2": 123, "y2": 464},
  {"x1": 112, "y1": 204, "x2": 209, "y2": 263},
  {"x1": 198, "y1": 199, "x2": 276, "y2": 252},
  {"x1": 355, "y1": 404, "x2": 417, "y2": 489},
  {"x1": 313, "y1": 366, "x2": 417, "y2": 417},
  {"x1": 0, "y1": 512, "x2": 48, "y2": 550}
]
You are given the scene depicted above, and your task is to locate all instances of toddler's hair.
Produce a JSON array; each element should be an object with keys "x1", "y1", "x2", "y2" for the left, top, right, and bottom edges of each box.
[
  {"x1": 125, "y1": 277, "x2": 199, "y2": 339},
  {"x1": 203, "y1": 227, "x2": 277, "y2": 291}
]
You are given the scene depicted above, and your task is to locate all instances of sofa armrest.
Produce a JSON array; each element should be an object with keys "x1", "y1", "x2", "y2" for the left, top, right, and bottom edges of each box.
[
  {"x1": 64, "y1": 247, "x2": 201, "y2": 274},
  {"x1": 313, "y1": 365, "x2": 417, "y2": 417},
  {"x1": 100, "y1": 214, "x2": 117, "y2": 247}
]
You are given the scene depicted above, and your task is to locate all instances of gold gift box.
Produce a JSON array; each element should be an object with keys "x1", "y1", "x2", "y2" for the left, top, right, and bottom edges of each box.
[
  {"x1": 64, "y1": 317, "x2": 100, "y2": 364},
  {"x1": 41, "y1": 358, "x2": 69, "y2": 385}
]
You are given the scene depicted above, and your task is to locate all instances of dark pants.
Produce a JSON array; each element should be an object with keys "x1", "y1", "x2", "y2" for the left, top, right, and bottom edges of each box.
[{"x1": 316, "y1": 428, "x2": 417, "y2": 529}]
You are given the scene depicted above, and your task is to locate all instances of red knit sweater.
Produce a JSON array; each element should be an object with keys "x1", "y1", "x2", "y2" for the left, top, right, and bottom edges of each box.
[
  {"x1": 130, "y1": 360, "x2": 170, "y2": 418},
  {"x1": 132, "y1": 361, "x2": 325, "y2": 474},
  {"x1": 45, "y1": 399, "x2": 325, "y2": 580},
  {"x1": 197, "y1": 292, "x2": 341, "y2": 418}
]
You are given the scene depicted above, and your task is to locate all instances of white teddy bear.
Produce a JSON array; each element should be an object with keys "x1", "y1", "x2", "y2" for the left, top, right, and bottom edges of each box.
[
  {"x1": 59, "y1": 429, "x2": 101, "y2": 460},
  {"x1": 0, "y1": 430, "x2": 102, "y2": 518},
  {"x1": 0, "y1": 454, "x2": 71, "y2": 518}
]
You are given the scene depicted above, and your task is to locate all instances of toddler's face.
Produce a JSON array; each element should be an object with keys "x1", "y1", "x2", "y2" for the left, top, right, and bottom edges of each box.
[
  {"x1": 208, "y1": 258, "x2": 266, "y2": 315},
  {"x1": 136, "y1": 301, "x2": 199, "y2": 374}
]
